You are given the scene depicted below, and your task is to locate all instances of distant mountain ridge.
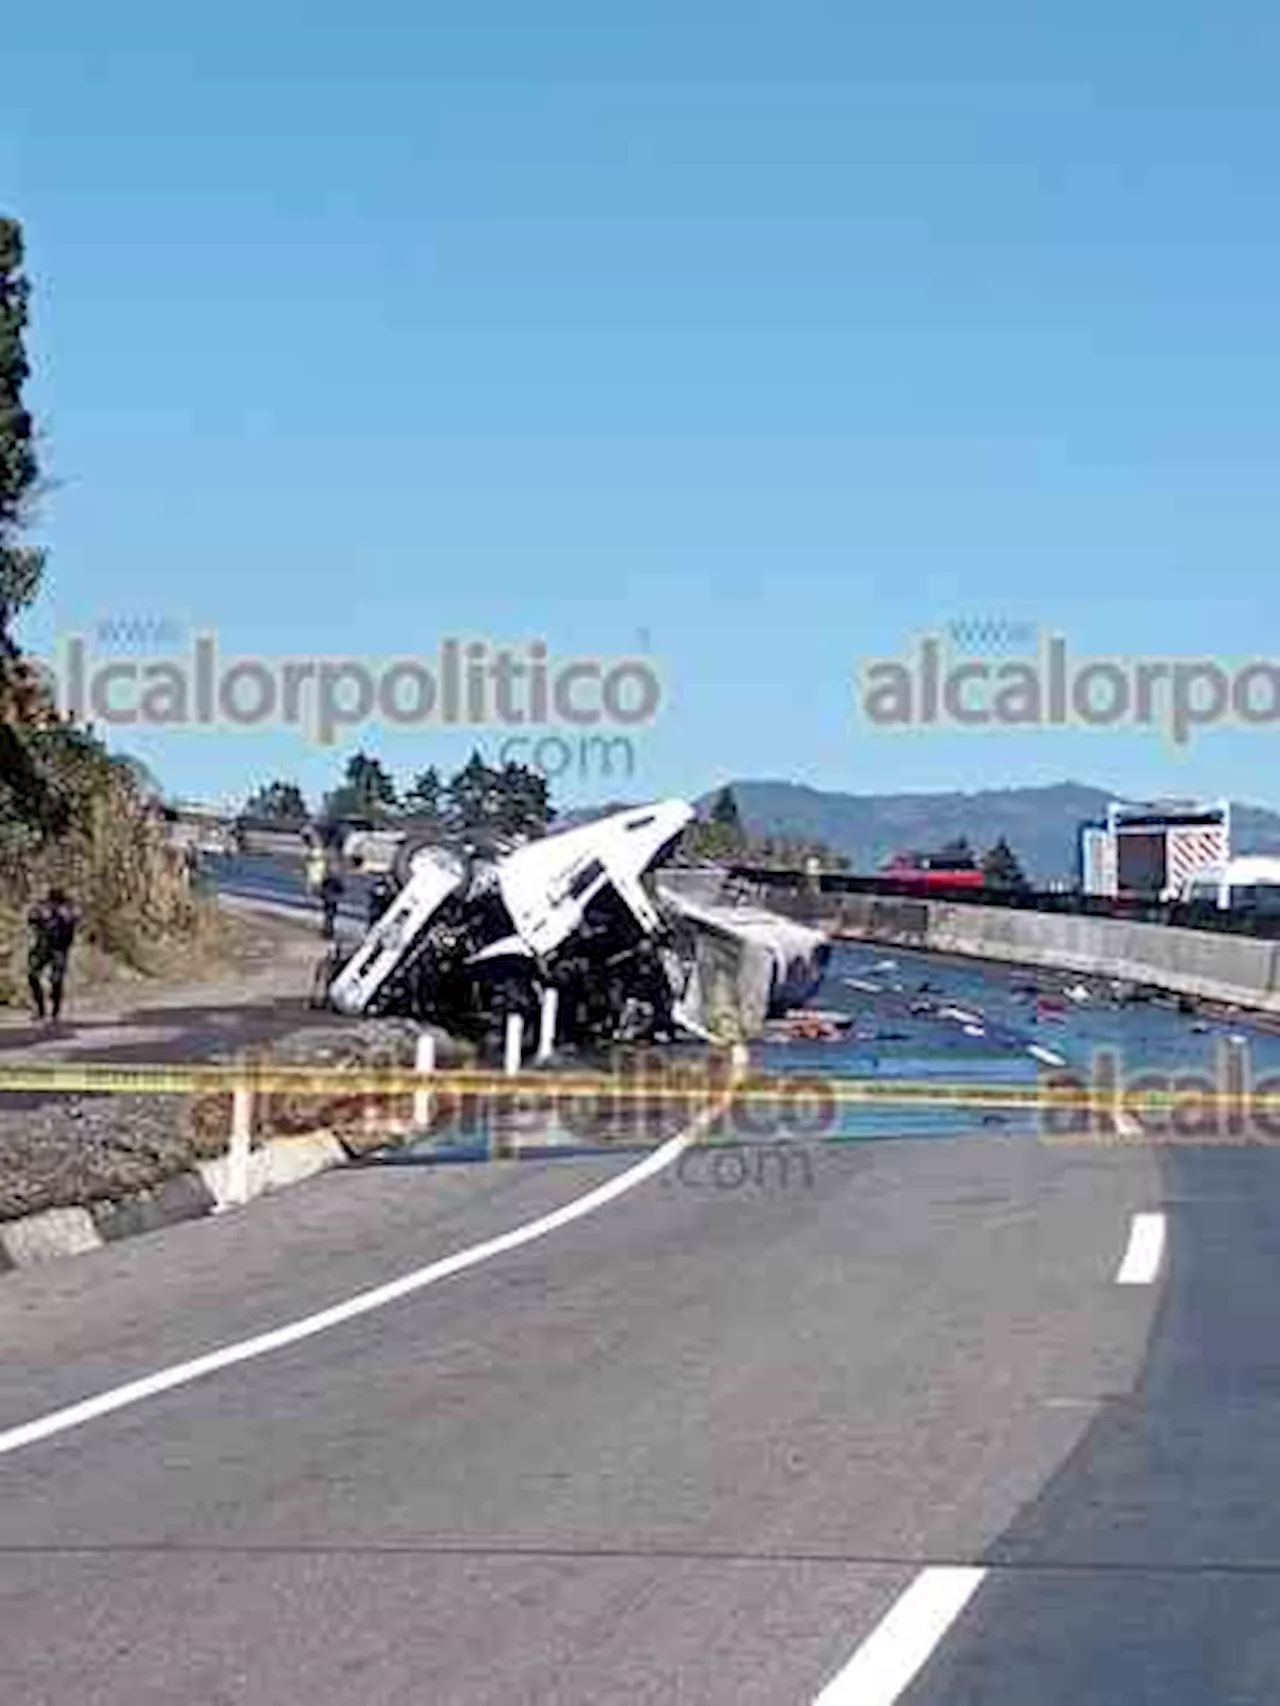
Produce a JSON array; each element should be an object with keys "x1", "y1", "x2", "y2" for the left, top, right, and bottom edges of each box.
[{"x1": 698, "y1": 780, "x2": 1280, "y2": 883}]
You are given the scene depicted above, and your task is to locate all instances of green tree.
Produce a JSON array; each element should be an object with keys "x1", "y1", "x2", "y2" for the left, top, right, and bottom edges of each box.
[
  {"x1": 401, "y1": 764, "x2": 445, "y2": 825},
  {"x1": 492, "y1": 760, "x2": 553, "y2": 839},
  {"x1": 443, "y1": 750, "x2": 504, "y2": 834},
  {"x1": 244, "y1": 779, "x2": 308, "y2": 821},
  {"x1": 981, "y1": 836, "x2": 1029, "y2": 892},
  {"x1": 0, "y1": 216, "x2": 44, "y2": 644},
  {"x1": 0, "y1": 217, "x2": 62, "y2": 834},
  {"x1": 324, "y1": 750, "x2": 398, "y2": 821},
  {"x1": 436, "y1": 752, "x2": 554, "y2": 840}
]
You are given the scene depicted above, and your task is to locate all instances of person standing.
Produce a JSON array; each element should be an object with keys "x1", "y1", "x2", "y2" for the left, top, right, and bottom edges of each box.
[
  {"x1": 319, "y1": 865, "x2": 345, "y2": 939},
  {"x1": 304, "y1": 842, "x2": 326, "y2": 895},
  {"x1": 28, "y1": 886, "x2": 79, "y2": 1022},
  {"x1": 367, "y1": 874, "x2": 395, "y2": 928}
]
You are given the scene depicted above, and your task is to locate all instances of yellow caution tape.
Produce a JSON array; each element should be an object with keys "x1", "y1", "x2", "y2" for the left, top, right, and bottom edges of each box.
[{"x1": 0, "y1": 1060, "x2": 1275, "y2": 1113}]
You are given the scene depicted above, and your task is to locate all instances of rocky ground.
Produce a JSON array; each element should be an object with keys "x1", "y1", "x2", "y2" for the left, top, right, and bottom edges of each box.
[
  {"x1": 0, "y1": 1011, "x2": 481, "y2": 1223},
  {"x1": 0, "y1": 898, "x2": 478, "y2": 1222}
]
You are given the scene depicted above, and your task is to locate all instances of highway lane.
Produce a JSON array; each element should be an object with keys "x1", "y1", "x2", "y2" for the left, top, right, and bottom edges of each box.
[
  {"x1": 0, "y1": 1117, "x2": 1159, "y2": 1704},
  {"x1": 8, "y1": 875, "x2": 1280, "y2": 1698},
  {"x1": 208, "y1": 852, "x2": 374, "y2": 926},
  {"x1": 902, "y1": 1141, "x2": 1280, "y2": 1706}
]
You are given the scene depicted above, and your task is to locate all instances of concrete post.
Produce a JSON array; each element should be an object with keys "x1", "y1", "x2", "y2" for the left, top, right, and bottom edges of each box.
[
  {"x1": 413, "y1": 1030, "x2": 436, "y2": 1128},
  {"x1": 227, "y1": 1085, "x2": 254, "y2": 1207},
  {"x1": 536, "y1": 987, "x2": 559, "y2": 1064},
  {"x1": 504, "y1": 1012, "x2": 524, "y2": 1077}
]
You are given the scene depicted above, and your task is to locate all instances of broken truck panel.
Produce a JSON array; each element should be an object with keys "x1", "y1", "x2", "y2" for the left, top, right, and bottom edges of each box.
[
  {"x1": 657, "y1": 884, "x2": 831, "y2": 1041},
  {"x1": 328, "y1": 844, "x2": 469, "y2": 1017},
  {"x1": 494, "y1": 801, "x2": 689, "y2": 956}
]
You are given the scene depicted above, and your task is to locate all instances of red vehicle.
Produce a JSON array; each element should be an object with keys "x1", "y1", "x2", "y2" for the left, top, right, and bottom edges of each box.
[{"x1": 878, "y1": 850, "x2": 987, "y2": 893}]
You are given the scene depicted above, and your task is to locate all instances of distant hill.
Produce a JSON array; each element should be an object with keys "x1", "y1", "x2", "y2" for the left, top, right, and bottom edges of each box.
[{"x1": 697, "y1": 780, "x2": 1280, "y2": 884}]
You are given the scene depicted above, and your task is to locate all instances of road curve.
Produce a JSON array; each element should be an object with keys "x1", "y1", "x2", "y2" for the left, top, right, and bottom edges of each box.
[{"x1": 0, "y1": 1114, "x2": 1164, "y2": 1704}]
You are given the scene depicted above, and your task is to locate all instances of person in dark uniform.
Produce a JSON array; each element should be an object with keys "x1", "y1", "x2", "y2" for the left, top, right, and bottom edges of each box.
[
  {"x1": 318, "y1": 866, "x2": 345, "y2": 939},
  {"x1": 367, "y1": 874, "x2": 396, "y2": 928},
  {"x1": 28, "y1": 886, "x2": 79, "y2": 1021}
]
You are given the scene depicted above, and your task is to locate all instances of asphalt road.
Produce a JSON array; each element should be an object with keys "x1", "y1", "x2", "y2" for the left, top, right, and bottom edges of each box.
[
  {"x1": 0, "y1": 1097, "x2": 1187, "y2": 1704},
  {"x1": 900, "y1": 1142, "x2": 1280, "y2": 1706},
  {"x1": 5, "y1": 889, "x2": 1280, "y2": 1699},
  {"x1": 209, "y1": 852, "x2": 375, "y2": 926}
]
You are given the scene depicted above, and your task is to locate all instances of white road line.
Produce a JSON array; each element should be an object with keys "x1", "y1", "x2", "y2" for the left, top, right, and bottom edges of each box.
[
  {"x1": 1116, "y1": 1211, "x2": 1166, "y2": 1285},
  {"x1": 811, "y1": 1566, "x2": 987, "y2": 1705},
  {"x1": 0, "y1": 1105, "x2": 725, "y2": 1460},
  {"x1": 1027, "y1": 1044, "x2": 1065, "y2": 1067}
]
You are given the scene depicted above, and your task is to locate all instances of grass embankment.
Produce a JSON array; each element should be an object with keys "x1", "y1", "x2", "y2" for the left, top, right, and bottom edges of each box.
[{"x1": 0, "y1": 724, "x2": 240, "y2": 1008}]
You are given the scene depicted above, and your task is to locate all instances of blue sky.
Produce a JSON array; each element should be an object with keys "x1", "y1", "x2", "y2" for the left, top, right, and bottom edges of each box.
[{"x1": 6, "y1": 2, "x2": 1280, "y2": 816}]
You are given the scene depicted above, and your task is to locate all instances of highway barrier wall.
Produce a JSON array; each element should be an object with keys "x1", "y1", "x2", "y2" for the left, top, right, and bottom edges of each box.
[{"x1": 794, "y1": 892, "x2": 1280, "y2": 1014}]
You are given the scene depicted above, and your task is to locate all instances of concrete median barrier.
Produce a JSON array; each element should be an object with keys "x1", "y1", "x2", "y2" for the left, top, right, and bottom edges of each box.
[
  {"x1": 834, "y1": 893, "x2": 1280, "y2": 1014},
  {"x1": 92, "y1": 1173, "x2": 218, "y2": 1243}
]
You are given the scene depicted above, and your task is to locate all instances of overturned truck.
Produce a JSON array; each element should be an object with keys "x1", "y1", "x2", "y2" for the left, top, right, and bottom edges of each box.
[{"x1": 321, "y1": 800, "x2": 829, "y2": 1051}]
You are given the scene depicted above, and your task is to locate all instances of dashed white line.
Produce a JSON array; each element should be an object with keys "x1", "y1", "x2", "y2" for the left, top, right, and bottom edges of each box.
[
  {"x1": 1027, "y1": 1043, "x2": 1065, "y2": 1067},
  {"x1": 1116, "y1": 1211, "x2": 1166, "y2": 1285},
  {"x1": 0, "y1": 1105, "x2": 726, "y2": 1460},
  {"x1": 811, "y1": 1566, "x2": 987, "y2": 1705}
]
